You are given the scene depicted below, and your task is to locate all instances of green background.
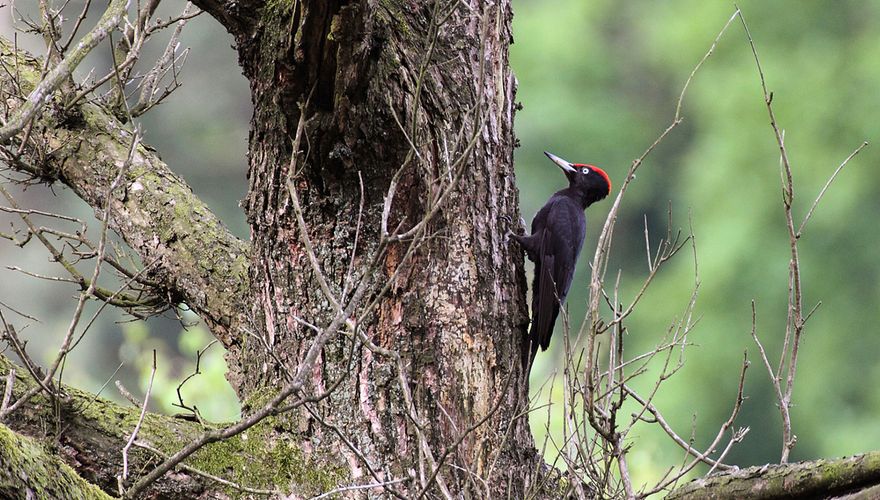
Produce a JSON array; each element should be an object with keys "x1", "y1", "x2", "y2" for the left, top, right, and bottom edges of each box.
[{"x1": 514, "y1": 0, "x2": 880, "y2": 486}]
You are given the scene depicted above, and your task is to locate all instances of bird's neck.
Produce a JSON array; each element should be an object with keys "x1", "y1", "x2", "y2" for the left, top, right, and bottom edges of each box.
[{"x1": 558, "y1": 186, "x2": 592, "y2": 210}]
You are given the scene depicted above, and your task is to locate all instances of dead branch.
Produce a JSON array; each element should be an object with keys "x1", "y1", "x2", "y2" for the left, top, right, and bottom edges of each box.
[{"x1": 739, "y1": 8, "x2": 868, "y2": 463}]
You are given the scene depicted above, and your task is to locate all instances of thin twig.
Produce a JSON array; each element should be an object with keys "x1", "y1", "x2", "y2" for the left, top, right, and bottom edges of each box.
[
  {"x1": 173, "y1": 340, "x2": 217, "y2": 416},
  {"x1": 115, "y1": 381, "x2": 142, "y2": 408},
  {"x1": 640, "y1": 352, "x2": 749, "y2": 496},
  {"x1": 1, "y1": 368, "x2": 15, "y2": 414},
  {"x1": 797, "y1": 141, "x2": 868, "y2": 237},
  {"x1": 738, "y1": 7, "x2": 844, "y2": 463},
  {"x1": 119, "y1": 350, "x2": 156, "y2": 491},
  {"x1": 285, "y1": 91, "x2": 342, "y2": 312},
  {"x1": 309, "y1": 478, "x2": 410, "y2": 500},
  {"x1": 583, "y1": 7, "x2": 741, "y2": 420},
  {"x1": 624, "y1": 387, "x2": 734, "y2": 471}
]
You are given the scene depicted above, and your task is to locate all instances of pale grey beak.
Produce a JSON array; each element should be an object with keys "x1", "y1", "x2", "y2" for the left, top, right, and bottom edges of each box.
[{"x1": 544, "y1": 151, "x2": 576, "y2": 173}]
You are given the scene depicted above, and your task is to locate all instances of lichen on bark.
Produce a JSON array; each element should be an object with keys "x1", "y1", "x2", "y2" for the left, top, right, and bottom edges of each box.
[{"x1": 0, "y1": 424, "x2": 112, "y2": 500}]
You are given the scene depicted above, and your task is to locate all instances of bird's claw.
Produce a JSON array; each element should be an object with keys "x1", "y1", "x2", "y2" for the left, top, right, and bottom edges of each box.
[
  {"x1": 500, "y1": 215, "x2": 516, "y2": 245},
  {"x1": 499, "y1": 214, "x2": 527, "y2": 230}
]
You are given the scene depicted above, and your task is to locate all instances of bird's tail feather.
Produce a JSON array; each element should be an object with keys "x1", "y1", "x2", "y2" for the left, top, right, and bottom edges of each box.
[{"x1": 530, "y1": 255, "x2": 560, "y2": 351}]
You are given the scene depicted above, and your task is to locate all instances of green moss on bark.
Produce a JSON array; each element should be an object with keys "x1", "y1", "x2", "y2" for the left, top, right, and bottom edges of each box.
[
  {"x1": 187, "y1": 419, "x2": 347, "y2": 496},
  {"x1": 1, "y1": 355, "x2": 346, "y2": 496},
  {"x1": 0, "y1": 424, "x2": 111, "y2": 500},
  {"x1": 668, "y1": 452, "x2": 880, "y2": 499}
]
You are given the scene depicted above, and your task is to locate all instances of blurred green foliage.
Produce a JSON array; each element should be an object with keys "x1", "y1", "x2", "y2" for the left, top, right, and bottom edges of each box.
[
  {"x1": 121, "y1": 316, "x2": 240, "y2": 422},
  {"x1": 513, "y1": 0, "x2": 880, "y2": 488},
  {"x1": 2, "y1": 0, "x2": 880, "y2": 491}
]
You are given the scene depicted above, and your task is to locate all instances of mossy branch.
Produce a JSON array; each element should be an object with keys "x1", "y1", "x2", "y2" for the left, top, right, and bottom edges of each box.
[
  {"x1": 0, "y1": 37, "x2": 250, "y2": 347},
  {"x1": 0, "y1": 0, "x2": 127, "y2": 143},
  {"x1": 667, "y1": 452, "x2": 880, "y2": 499},
  {"x1": 0, "y1": 354, "x2": 336, "y2": 497},
  {"x1": 0, "y1": 423, "x2": 113, "y2": 499}
]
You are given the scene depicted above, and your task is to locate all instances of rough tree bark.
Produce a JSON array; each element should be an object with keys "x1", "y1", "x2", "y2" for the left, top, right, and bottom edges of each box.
[
  {"x1": 224, "y1": 0, "x2": 539, "y2": 496},
  {"x1": 2, "y1": 1, "x2": 880, "y2": 499}
]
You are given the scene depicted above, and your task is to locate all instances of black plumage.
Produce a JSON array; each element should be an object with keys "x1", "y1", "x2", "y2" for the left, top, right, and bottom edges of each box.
[{"x1": 512, "y1": 151, "x2": 611, "y2": 355}]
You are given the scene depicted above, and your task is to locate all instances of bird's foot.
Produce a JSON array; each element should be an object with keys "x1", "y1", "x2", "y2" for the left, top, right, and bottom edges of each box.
[
  {"x1": 500, "y1": 215, "x2": 527, "y2": 244},
  {"x1": 500, "y1": 215, "x2": 515, "y2": 244},
  {"x1": 504, "y1": 230, "x2": 518, "y2": 245}
]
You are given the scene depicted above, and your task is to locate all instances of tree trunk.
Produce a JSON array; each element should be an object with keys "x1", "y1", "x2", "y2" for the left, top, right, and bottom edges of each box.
[{"x1": 227, "y1": 1, "x2": 540, "y2": 496}]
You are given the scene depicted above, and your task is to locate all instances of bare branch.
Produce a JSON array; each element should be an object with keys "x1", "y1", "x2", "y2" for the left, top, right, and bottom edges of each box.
[
  {"x1": 114, "y1": 381, "x2": 142, "y2": 408},
  {"x1": 640, "y1": 352, "x2": 749, "y2": 496},
  {"x1": 131, "y1": 4, "x2": 198, "y2": 116},
  {"x1": 583, "y1": 7, "x2": 741, "y2": 413},
  {"x1": 736, "y1": 7, "x2": 864, "y2": 463},
  {"x1": 119, "y1": 350, "x2": 157, "y2": 491},
  {"x1": 674, "y1": 8, "x2": 741, "y2": 120},
  {"x1": 624, "y1": 388, "x2": 734, "y2": 472},
  {"x1": 0, "y1": 0, "x2": 127, "y2": 142},
  {"x1": 1, "y1": 367, "x2": 14, "y2": 414},
  {"x1": 172, "y1": 340, "x2": 218, "y2": 418},
  {"x1": 0, "y1": 37, "x2": 251, "y2": 344},
  {"x1": 798, "y1": 141, "x2": 868, "y2": 237}
]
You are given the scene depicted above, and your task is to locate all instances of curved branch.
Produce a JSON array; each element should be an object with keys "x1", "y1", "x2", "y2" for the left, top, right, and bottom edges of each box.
[{"x1": 0, "y1": 37, "x2": 250, "y2": 347}]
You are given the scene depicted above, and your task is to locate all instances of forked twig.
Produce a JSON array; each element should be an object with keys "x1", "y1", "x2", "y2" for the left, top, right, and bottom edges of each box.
[
  {"x1": 739, "y1": 7, "x2": 867, "y2": 463},
  {"x1": 798, "y1": 141, "x2": 868, "y2": 237}
]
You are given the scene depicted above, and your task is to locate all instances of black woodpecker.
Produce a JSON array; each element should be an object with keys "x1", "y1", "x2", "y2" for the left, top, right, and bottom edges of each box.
[{"x1": 511, "y1": 151, "x2": 611, "y2": 355}]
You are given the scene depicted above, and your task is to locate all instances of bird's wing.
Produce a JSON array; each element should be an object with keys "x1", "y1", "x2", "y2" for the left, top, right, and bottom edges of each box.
[
  {"x1": 529, "y1": 227, "x2": 557, "y2": 353},
  {"x1": 517, "y1": 202, "x2": 550, "y2": 262},
  {"x1": 530, "y1": 231, "x2": 576, "y2": 351},
  {"x1": 550, "y1": 225, "x2": 579, "y2": 308},
  {"x1": 530, "y1": 204, "x2": 582, "y2": 352}
]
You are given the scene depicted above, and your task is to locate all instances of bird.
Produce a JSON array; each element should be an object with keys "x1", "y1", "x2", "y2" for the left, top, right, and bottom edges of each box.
[{"x1": 511, "y1": 151, "x2": 611, "y2": 356}]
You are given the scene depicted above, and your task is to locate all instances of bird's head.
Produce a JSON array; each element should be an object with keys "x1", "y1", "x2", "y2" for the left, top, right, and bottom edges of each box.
[{"x1": 544, "y1": 151, "x2": 611, "y2": 205}]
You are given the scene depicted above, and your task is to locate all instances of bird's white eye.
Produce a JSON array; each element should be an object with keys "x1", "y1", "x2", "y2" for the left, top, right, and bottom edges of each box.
[{"x1": 581, "y1": 167, "x2": 590, "y2": 175}]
